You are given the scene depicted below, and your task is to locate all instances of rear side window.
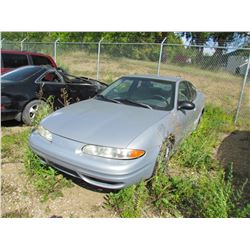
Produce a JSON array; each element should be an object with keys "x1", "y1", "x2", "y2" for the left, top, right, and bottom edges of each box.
[
  {"x1": 1, "y1": 67, "x2": 42, "y2": 81},
  {"x1": 31, "y1": 55, "x2": 52, "y2": 66},
  {"x1": 2, "y1": 53, "x2": 29, "y2": 68}
]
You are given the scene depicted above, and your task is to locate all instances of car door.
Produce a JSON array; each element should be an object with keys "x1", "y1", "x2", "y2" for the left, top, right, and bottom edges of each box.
[
  {"x1": 36, "y1": 70, "x2": 66, "y2": 108},
  {"x1": 67, "y1": 81, "x2": 98, "y2": 103},
  {"x1": 175, "y1": 81, "x2": 195, "y2": 138}
]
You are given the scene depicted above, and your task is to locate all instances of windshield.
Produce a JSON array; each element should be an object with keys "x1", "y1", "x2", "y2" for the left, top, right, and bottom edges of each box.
[
  {"x1": 98, "y1": 77, "x2": 176, "y2": 111},
  {"x1": 1, "y1": 66, "x2": 43, "y2": 81}
]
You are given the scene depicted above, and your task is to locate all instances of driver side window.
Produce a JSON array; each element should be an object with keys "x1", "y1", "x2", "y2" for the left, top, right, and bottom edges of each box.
[{"x1": 178, "y1": 81, "x2": 191, "y2": 102}]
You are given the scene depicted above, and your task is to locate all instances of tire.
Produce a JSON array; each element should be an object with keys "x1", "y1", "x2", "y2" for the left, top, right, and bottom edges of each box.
[
  {"x1": 152, "y1": 137, "x2": 174, "y2": 176},
  {"x1": 160, "y1": 138, "x2": 174, "y2": 164},
  {"x1": 22, "y1": 99, "x2": 45, "y2": 125}
]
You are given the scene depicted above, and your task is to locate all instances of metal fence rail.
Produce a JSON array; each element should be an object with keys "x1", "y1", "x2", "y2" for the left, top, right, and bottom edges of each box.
[{"x1": 1, "y1": 40, "x2": 250, "y2": 125}]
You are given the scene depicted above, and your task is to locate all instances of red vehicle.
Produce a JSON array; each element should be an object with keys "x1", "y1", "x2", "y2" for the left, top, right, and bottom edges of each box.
[{"x1": 1, "y1": 50, "x2": 57, "y2": 75}]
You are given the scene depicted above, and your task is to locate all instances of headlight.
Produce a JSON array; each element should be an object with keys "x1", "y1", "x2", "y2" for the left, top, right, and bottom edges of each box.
[
  {"x1": 36, "y1": 125, "x2": 52, "y2": 142},
  {"x1": 82, "y1": 145, "x2": 145, "y2": 160}
]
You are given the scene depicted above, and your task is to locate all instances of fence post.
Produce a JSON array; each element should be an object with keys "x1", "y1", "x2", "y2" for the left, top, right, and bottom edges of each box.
[
  {"x1": 0, "y1": 38, "x2": 5, "y2": 49},
  {"x1": 54, "y1": 38, "x2": 60, "y2": 63},
  {"x1": 157, "y1": 37, "x2": 167, "y2": 76},
  {"x1": 20, "y1": 37, "x2": 28, "y2": 51},
  {"x1": 96, "y1": 38, "x2": 104, "y2": 80},
  {"x1": 234, "y1": 51, "x2": 250, "y2": 124}
]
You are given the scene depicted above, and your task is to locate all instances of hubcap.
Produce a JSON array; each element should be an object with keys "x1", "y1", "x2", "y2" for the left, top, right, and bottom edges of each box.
[{"x1": 29, "y1": 104, "x2": 39, "y2": 119}]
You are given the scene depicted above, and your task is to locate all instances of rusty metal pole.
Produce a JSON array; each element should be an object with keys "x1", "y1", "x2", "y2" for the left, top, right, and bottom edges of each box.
[
  {"x1": 54, "y1": 38, "x2": 60, "y2": 62},
  {"x1": 96, "y1": 38, "x2": 104, "y2": 80},
  {"x1": 157, "y1": 37, "x2": 167, "y2": 76},
  {"x1": 235, "y1": 51, "x2": 250, "y2": 124},
  {"x1": 21, "y1": 37, "x2": 28, "y2": 51}
]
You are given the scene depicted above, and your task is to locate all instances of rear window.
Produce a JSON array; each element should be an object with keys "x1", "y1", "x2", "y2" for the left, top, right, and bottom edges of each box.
[
  {"x1": 1, "y1": 66, "x2": 43, "y2": 81},
  {"x1": 2, "y1": 53, "x2": 29, "y2": 68},
  {"x1": 31, "y1": 55, "x2": 52, "y2": 66}
]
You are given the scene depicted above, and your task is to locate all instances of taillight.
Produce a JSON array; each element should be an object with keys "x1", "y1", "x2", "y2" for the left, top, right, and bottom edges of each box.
[{"x1": 1, "y1": 104, "x2": 5, "y2": 110}]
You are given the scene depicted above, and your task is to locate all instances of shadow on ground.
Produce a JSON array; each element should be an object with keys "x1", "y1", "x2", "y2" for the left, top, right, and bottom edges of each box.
[
  {"x1": 1, "y1": 120, "x2": 24, "y2": 127},
  {"x1": 217, "y1": 130, "x2": 250, "y2": 203}
]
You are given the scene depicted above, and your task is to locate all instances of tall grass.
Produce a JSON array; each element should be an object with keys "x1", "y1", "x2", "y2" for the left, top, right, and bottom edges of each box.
[
  {"x1": 106, "y1": 105, "x2": 250, "y2": 218},
  {"x1": 171, "y1": 104, "x2": 234, "y2": 170}
]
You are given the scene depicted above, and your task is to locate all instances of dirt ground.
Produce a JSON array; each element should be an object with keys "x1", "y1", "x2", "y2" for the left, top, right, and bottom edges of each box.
[
  {"x1": 217, "y1": 130, "x2": 250, "y2": 203},
  {"x1": 1, "y1": 121, "x2": 116, "y2": 218}
]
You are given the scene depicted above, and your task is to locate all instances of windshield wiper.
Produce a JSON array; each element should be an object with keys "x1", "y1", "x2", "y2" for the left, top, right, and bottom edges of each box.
[
  {"x1": 96, "y1": 94, "x2": 121, "y2": 104},
  {"x1": 115, "y1": 98, "x2": 152, "y2": 109}
]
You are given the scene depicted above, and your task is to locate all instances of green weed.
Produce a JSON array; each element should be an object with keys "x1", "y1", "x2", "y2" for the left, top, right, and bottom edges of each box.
[
  {"x1": 1, "y1": 96, "x2": 73, "y2": 202},
  {"x1": 107, "y1": 104, "x2": 250, "y2": 218},
  {"x1": 172, "y1": 105, "x2": 234, "y2": 170},
  {"x1": 1, "y1": 129, "x2": 31, "y2": 162},
  {"x1": 107, "y1": 181, "x2": 149, "y2": 218},
  {"x1": 24, "y1": 148, "x2": 73, "y2": 202},
  {"x1": 165, "y1": 169, "x2": 250, "y2": 218},
  {"x1": 25, "y1": 97, "x2": 72, "y2": 201},
  {"x1": 32, "y1": 96, "x2": 54, "y2": 126}
]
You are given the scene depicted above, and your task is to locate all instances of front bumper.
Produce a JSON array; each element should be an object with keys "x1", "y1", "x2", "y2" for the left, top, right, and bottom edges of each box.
[{"x1": 29, "y1": 132, "x2": 157, "y2": 189}]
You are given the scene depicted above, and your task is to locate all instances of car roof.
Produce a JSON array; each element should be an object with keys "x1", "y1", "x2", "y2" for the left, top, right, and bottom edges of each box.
[
  {"x1": 12, "y1": 65, "x2": 54, "y2": 71},
  {"x1": 123, "y1": 74, "x2": 183, "y2": 82},
  {"x1": 1, "y1": 50, "x2": 53, "y2": 58}
]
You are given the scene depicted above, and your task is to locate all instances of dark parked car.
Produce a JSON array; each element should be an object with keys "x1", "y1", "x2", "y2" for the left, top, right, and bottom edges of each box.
[
  {"x1": 1, "y1": 50, "x2": 57, "y2": 75},
  {"x1": 1, "y1": 65, "x2": 107, "y2": 124}
]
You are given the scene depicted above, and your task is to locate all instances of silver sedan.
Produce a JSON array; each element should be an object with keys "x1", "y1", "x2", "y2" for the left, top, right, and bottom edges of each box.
[{"x1": 29, "y1": 75, "x2": 205, "y2": 189}]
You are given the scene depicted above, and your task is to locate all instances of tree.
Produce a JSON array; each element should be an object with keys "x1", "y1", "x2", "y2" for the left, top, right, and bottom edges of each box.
[
  {"x1": 180, "y1": 32, "x2": 249, "y2": 47},
  {"x1": 1, "y1": 32, "x2": 183, "y2": 43}
]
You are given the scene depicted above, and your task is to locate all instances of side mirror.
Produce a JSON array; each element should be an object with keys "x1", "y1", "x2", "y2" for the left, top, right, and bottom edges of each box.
[{"x1": 178, "y1": 101, "x2": 195, "y2": 110}]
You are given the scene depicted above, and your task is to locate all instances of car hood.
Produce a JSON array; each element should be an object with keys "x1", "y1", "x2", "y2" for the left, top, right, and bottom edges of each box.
[{"x1": 42, "y1": 99, "x2": 168, "y2": 148}]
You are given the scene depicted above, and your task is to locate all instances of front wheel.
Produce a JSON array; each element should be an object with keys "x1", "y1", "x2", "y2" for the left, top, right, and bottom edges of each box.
[
  {"x1": 22, "y1": 100, "x2": 45, "y2": 125},
  {"x1": 152, "y1": 137, "x2": 174, "y2": 176}
]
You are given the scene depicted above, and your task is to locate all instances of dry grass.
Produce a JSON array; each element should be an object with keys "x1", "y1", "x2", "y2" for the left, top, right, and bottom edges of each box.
[{"x1": 57, "y1": 50, "x2": 250, "y2": 129}]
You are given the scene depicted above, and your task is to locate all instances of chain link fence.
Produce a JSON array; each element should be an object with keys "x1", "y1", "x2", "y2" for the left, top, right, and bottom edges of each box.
[
  {"x1": 57, "y1": 42, "x2": 99, "y2": 79},
  {"x1": 1, "y1": 40, "x2": 249, "y2": 127}
]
